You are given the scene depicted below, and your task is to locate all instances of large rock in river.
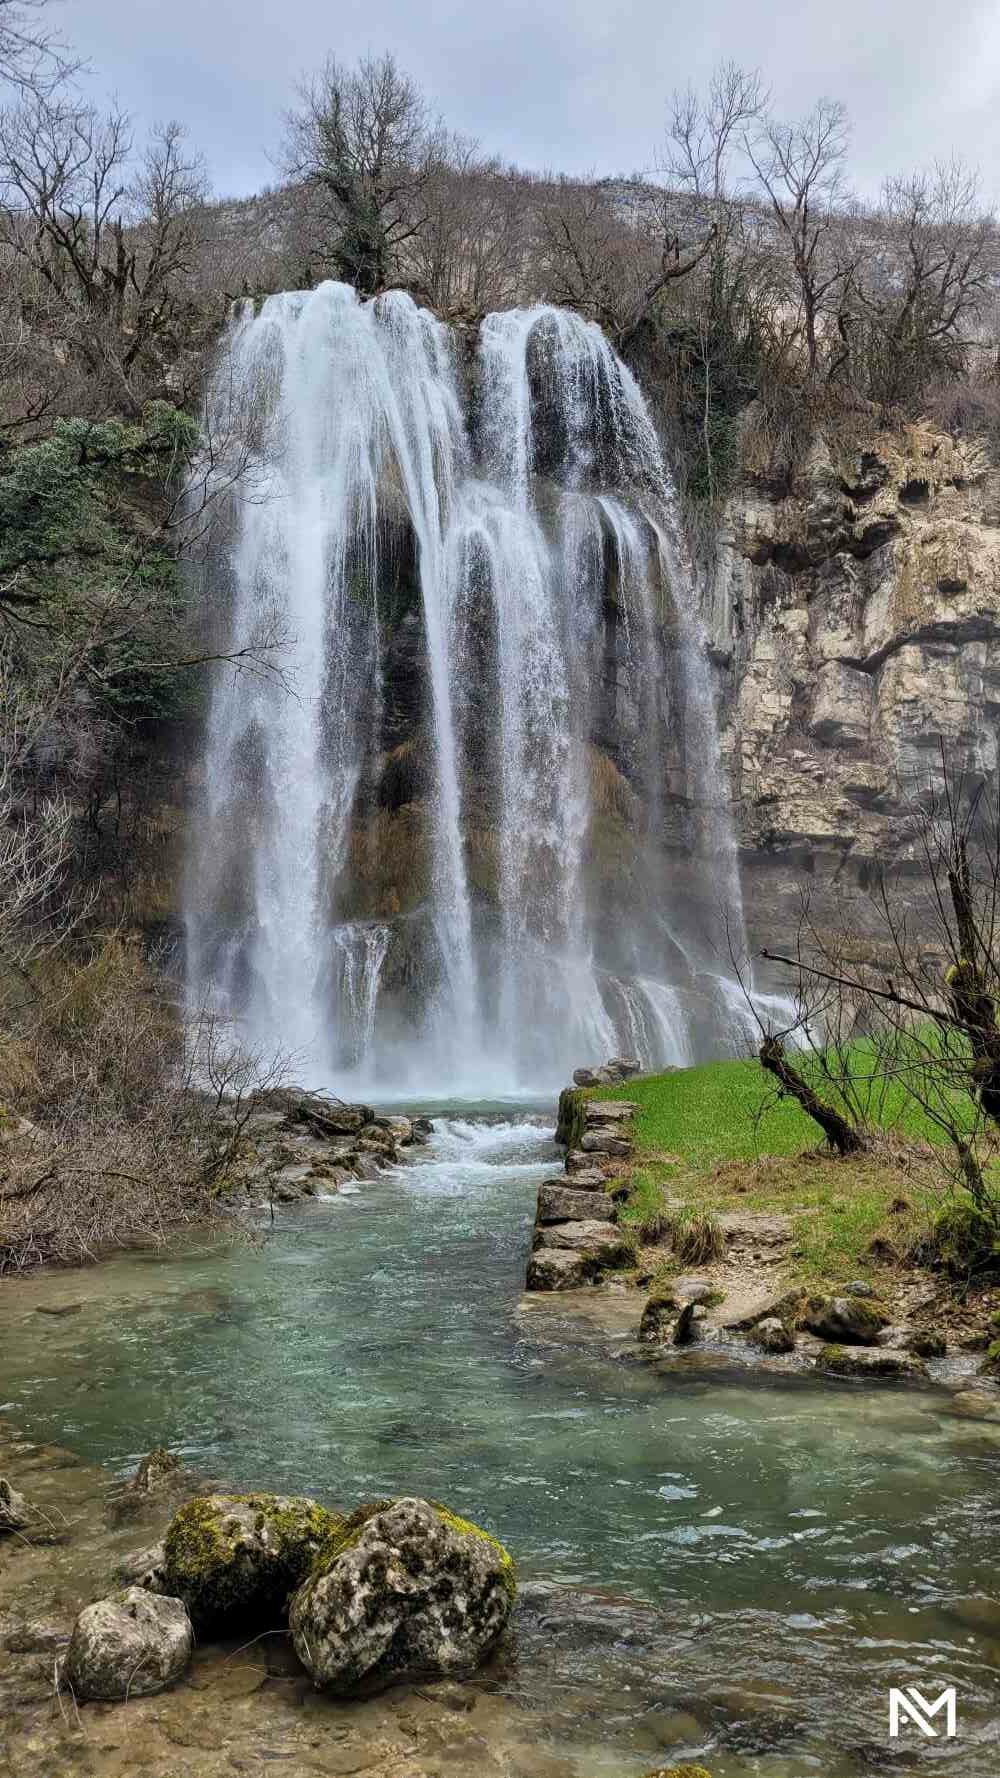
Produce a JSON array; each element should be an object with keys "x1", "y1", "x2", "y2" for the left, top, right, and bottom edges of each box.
[
  {"x1": 289, "y1": 1497, "x2": 515, "y2": 1694},
  {"x1": 62, "y1": 1586, "x2": 192, "y2": 1699},
  {"x1": 161, "y1": 1493, "x2": 343, "y2": 1632}
]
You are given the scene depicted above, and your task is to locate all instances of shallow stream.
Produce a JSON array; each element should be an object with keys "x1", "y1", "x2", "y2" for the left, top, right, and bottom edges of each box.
[{"x1": 1, "y1": 1111, "x2": 997, "y2": 1775}]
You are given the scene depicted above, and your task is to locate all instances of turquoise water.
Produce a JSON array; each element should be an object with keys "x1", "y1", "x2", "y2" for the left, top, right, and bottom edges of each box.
[{"x1": 1, "y1": 1112, "x2": 998, "y2": 1775}]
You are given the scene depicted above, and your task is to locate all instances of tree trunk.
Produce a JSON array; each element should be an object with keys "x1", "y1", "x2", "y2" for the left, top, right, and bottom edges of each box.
[{"x1": 759, "y1": 1036, "x2": 869, "y2": 1154}]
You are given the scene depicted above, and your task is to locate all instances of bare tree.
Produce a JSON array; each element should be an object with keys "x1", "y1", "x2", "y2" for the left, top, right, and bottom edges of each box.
[
  {"x1": 853, "y1": 162, "x2": 998, "y2": 408},
  {"x1": 0, "y1": 0, "x2": 77, "y2": 97},
  {"x1": 0, "y1": 97, "x2": 208, "y2": 416},
  {"x1": 758, "y1": 763, "x2": 1000, "y2": 1225},
  {"x1": 536, "y1": 175, "x2": 716, "y2": 348},
  {"x1": 410, "y1": 139, "x2": 527, "y2": 317},
  {"x1": 283, "y1": 51, "x2": 437, "y2": 295},
  {"x1": 746, "y1": 98, "x2": 853, "y2": 378}
]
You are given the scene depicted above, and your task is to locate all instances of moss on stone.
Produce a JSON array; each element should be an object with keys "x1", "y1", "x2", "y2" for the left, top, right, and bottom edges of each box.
[
  {"x1": 307, "y1": 1496, "x2": 517, "y2": 1606},
  {"x1": 642, "y1": 1766, "x2": 715, "y2": 1778},
  {"x1": 162, "y1": 1492, "x2": 344, "y2": 1631},
  {"x1": 555, "y1": 1086, "x2": 586, "y2": 1149},
  {"x1": 932, "y1": 1201, "x2": 998, "y2": 1275}
]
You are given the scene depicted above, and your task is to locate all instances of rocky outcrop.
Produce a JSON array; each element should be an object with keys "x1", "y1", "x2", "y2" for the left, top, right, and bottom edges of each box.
[
  {"x1": 289, "y1": 1497, "x2": 515, "y2": 1694},
  {"x1": 712, "y1": 421, "x2": 1000, "y2": 952},
  {"x1": 62, "y1": 1587, "x2": 192, "y2": 1699},
  {"x1": 209, "y1": 1090, "x2": 425, "y2": 1206}
]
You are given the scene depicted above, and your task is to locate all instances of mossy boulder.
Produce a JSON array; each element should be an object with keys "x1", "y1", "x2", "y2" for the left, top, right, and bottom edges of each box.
[
  {"x1": 638, "y1": 1291, "x2": 677, "y2": 1344},
  {"x1": 556, "y1": 1086, "x2": 586, "y2": 1148},
  {"x1": 749, "y1": 1316, "x2": 795, "y2": 1355},
  {"x1": 161, "y1": 1493, "x2": 344, "y2": 1632},
  {"x1": 932, "y1": 1202, "x2": 998, "y2": 1275},
  {"x1": 799, "y1": 1294, "x2": 889, "y2": 1344},
  {"x1": 816, "y1": 1344, "x2": 929, "y2": 1380},
  {"x1": 979, "y1": 1339, "x2": 1000, "y2": 1378},
  {"x1": 289, "y1": 1496, "x2": 515, "y2": 1695}
]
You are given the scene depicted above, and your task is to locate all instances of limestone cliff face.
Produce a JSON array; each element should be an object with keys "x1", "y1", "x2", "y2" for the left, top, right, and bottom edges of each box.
[{"x1": 710, "y1": 421, "x2": 1000, "y2": 948}]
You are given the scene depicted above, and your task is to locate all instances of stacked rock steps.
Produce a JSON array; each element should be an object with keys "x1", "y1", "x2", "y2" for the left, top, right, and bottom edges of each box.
[{"x1": 526, "y1": 1080, "x2": 639, "y2": 1291}]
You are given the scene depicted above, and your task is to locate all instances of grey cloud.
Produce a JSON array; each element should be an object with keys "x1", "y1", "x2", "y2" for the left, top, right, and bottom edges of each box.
[{"x1": 67, "y1": 0, "x2": 1000, "y2": 201}]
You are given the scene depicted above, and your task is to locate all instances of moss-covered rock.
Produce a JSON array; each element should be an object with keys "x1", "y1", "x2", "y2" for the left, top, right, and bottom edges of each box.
[
  {"x1": 160, "y1": 1493, "x2": 344, "y2": 1632},
  {"x1": 932, "y1": 1202, "x2": 998, "y2": 1276},
  {"x1": 556, "y1": 1086, "x2": 586, "y2": 1148},
  {"x1": 799, "y1": 1294, "x2": 889, "y2": 1344},
  {"x1": 979, "y1": 1339, "x2": 1000, "y2": 1378},
  {"x1": 289, "y1": 1495, "x2": 515, "y2": 1695},
  {"x1": 749, "y1": 1316, "x2": 795, "y2": 1355},
  {"x1": 638, "y1": 1291, "x2": 678, "y2": 1344},
  {"x1": 816, "y1": 1344, "x2": 929, "y2": 1380}
]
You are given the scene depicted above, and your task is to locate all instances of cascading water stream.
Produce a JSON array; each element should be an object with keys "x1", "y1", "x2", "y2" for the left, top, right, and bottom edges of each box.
[{"x1": 186, "y1": 283, "x2": 771, "y2": 1092}]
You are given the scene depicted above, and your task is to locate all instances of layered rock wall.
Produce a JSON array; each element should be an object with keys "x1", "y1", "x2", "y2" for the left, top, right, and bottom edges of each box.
[{"x1": 709, "y1": 421, "x2": 1000, "y2": 951}]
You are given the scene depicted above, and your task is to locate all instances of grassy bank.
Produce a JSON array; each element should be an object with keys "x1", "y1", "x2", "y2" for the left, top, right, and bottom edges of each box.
[{"x1": 590, "y1": 1054, "x2": 970, "y2": 1287}]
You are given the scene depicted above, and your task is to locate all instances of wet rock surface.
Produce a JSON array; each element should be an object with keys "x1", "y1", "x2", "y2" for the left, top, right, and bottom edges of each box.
[
  {"x1": 161, "y1": 1492, "x2": 343, "y2": 1631},
  {"x1": 289, "y1": 1497, "x2": 516, "y2": 1695},
  {"x1": 210, "y1": 1088, "x2": 424, "y2": 1208},
  {"x1": 62, "y1": 1586, "x2": 192, "y2": 1699}
]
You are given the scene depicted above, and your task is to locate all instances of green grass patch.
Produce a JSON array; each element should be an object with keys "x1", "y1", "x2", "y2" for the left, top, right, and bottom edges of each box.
[
  {"x1": 591, "y1": 1042, "x2": 979, "y2": 1169},
  {"x1": 614, "y1": 1168, "x2": 673, "y2": 1243},
  {"x1": 588, "y1": 1052, "x2": 968, "y2": 1287}
]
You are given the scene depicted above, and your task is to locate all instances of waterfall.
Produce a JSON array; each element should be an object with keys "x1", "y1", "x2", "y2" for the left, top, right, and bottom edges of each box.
[{"x1": 186, "y1": 283, "x2": 754, "y2": 1093}]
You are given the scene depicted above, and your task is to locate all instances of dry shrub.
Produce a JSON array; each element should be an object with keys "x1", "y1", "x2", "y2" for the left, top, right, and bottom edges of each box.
[
  {"x1": 0, "y1": 936, "x2": 277, "y2": 1273},
  {"x1": 671, "y1": 1208, "x2": 726, "y2": 1265}
]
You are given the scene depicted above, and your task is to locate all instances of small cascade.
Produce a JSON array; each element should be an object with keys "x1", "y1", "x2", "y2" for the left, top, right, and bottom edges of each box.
[
  {"x1": 329, "y1": 923, "x2": 391, "y2": 1073},
  {"x1": 186, "y1": 284, "x2": 753, "y2": 1092}
]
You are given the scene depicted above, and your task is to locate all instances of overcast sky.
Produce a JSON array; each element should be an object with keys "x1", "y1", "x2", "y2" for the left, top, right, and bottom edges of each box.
[{"x1": 68, "y1": 0, "x2": 1000, "y2": 202}]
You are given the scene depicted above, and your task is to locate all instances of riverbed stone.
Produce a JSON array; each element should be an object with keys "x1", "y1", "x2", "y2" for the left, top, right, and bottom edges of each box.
[
  {"x1": 749, "y1": 1317, "x2": 795, "y2": 1355},
  {"x1": 0, "y1": 1477, "x2": 30, "y2": 1532},
  {"x1": 161, "y1": 1493, "x2": 344, "y2": 1632},
  {"x1": 62, "y1": 1586, "x2": 192, "y2": 1699},
  {"x1": 641, "y1": 1767, "x2": 714, "y2": 1778},
  {"x1": 114, "y1": 1541, "x2": 168, "y2": 1591},
  {"x1": 536, "y1": 1184, "x2": 615, "y2": 1225},
  {"x1": 816, "y1": 1345, "x2": 929, "y2": 1380},
  {"x1": 289, "y1": 1496, "x2": 515, "y2": 1695},
  {"x1": 946, "y1": 1388, "x2": 1000, "y2": 1422},
  {"x1": 799, "y1": 1295, "x2": 889, "y2": 1344},
  {"x1": 128, "y1": 1448, "x2": 182, "y2": 1496}
]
